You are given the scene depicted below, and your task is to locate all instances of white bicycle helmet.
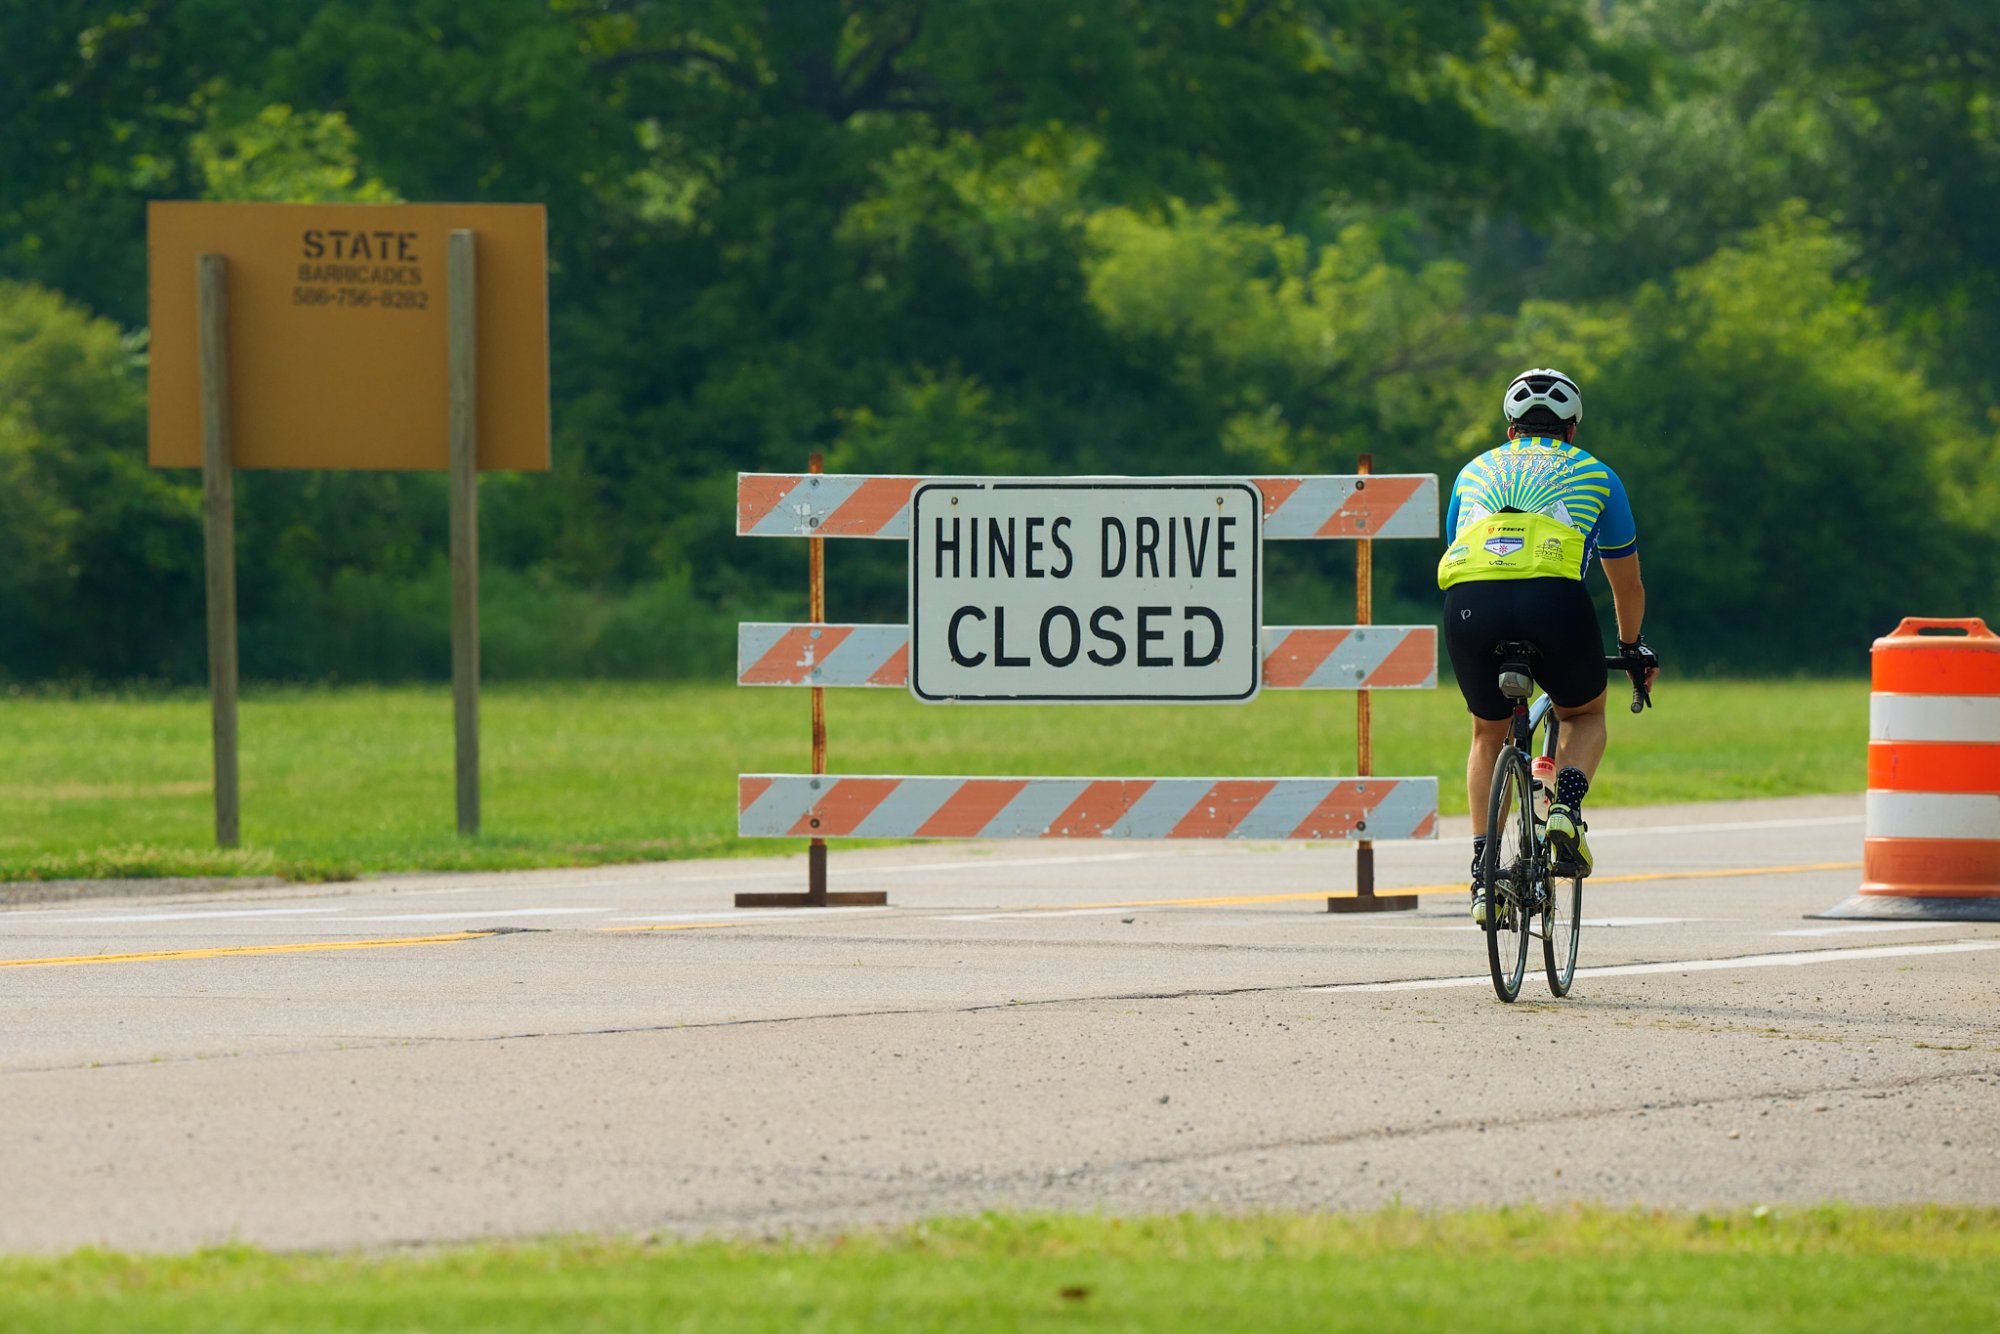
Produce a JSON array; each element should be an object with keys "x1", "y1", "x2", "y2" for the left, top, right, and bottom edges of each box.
[{"x1": 1501, "y1": 368, "x2": 1582, "y2": 426}]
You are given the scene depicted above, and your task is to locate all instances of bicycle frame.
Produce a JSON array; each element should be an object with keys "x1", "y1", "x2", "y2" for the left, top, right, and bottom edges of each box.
[{"x1": 1524, "y1": 693, "x2": 1558, "y2": 763}]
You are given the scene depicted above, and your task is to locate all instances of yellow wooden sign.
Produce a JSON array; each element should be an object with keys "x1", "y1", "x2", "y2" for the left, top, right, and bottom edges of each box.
[{"x1": 147, "y1": 201, "x2": 549, "y2": 471}]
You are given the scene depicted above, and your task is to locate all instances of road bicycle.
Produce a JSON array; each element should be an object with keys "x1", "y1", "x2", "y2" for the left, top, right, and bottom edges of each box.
[{"x1": 1480, "y1": 645, "x2": 1652, "y2": 1003}]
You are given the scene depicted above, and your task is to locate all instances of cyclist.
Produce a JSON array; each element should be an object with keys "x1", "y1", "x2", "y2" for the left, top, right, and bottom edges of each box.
[{"x1": 1438, "y1": 368, "x2": 1659, "y2": 923}]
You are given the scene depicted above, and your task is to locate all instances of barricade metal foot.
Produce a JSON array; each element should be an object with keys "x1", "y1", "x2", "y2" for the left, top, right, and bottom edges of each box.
[
  {"x1": 735, "y1": 890, "x2": 889, "y2": 908},
  {"x1": 735, "y1": 845, "x2": 887, "y2": 907},
  {"x1": 1329, "y1": 842, "x2": 1417, "y2": 910},
  {"x1": 1326, "y1": 893, "x2": 1419, "y2": 913}
]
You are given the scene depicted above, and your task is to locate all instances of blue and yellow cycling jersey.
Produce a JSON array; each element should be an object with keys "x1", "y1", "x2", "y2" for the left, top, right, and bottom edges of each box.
[{"x1": 1437, "y1": 437, "x2": 1637, "y2": 588}]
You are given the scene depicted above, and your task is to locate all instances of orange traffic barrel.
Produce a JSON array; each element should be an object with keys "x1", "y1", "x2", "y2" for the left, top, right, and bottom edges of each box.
[{"x1": 1821, "y1": 617, "x2": 2000, "y2": 920}]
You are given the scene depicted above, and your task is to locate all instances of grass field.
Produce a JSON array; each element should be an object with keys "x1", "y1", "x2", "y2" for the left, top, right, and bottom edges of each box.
[
  {"x1": 0, "y1": 679, "x2": 1866, "y2": 882},
  {"x1": 0, "y1": 1208, "x2": 1992, "y2": 1331}
]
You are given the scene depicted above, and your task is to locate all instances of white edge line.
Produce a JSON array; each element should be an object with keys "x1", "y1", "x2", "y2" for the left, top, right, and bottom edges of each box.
[
  {"x1": 47, "y1": 907, "x2": 330, "y2": 924},
  {"x1": 582, "y1": 851, "x2": 1163, "y2": 889},
  {"x1": 1589, "y1": 815, "x2": 1861, "y2": 838},
  {"x1": 935, "y1": 907, "x2": 1157, "y2": 921},
  {"x1": 341, "y1": 907, "x2": 612, "y2": 922},
  {"x1": 270, "y1": 854, "x2": 1164, "y2": 901},
  {"x1": 1311, "y1": 940, "x2": 2000, "y2": 993},
  {"x1": 1772, "y1": 922, "x2": 1951, "y2": 938}
]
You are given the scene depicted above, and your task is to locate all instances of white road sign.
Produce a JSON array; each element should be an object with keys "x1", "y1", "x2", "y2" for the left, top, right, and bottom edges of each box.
[{"x1": 909, "y1": 480, "x2": 1262, "y2": 703}]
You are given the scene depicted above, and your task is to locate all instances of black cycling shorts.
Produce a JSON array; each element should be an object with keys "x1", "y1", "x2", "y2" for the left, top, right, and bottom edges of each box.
[{"x1": 1443, "y1": 577, "x2": 1608, "y2": 720}]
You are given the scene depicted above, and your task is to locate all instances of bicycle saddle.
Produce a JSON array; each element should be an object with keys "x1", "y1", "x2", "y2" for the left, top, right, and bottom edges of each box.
[{"x1": 1493, "y1": 640, "x2": 1538, "y2": 701}]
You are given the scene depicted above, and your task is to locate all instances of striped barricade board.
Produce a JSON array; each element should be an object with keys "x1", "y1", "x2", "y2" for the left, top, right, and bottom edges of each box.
[
  {"x1": 1260, "y1": 626, "x2": 1436, "y2": 689},
  {"x1": 739, "y1": 623, "x2": 909, "y2": 688},
  {"x1": 738, "y1": 623, "x2": 1437, "y2": 690},
  {"x1": 739, "y1": 775, "x2": 1438, "y2": 841},
  {"x1": 738, "y1": 473, "x2": 1438, "y2": 540}
]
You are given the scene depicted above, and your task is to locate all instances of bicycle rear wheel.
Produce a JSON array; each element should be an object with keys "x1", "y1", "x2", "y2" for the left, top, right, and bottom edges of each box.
[
  {"x1": 1481, "y1": 749, "x2": 1534, "y2": 1003},
  {"x1": 1543, "y1": 869, "x2": 1581, "y2": 997}
]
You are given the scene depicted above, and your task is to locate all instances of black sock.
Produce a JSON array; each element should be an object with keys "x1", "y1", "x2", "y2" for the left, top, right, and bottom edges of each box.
[
  {"x1": 1470, "y1": 834, "x2": 1488, "y2": 878},
  {"x1": 1556, "y1": 766, "x2": 1590, "y2": 809}
]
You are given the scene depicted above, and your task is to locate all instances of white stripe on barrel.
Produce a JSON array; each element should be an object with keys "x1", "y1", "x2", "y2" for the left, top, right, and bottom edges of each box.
[
  {"x1": 1865, "y1": 791, "x2": 2000, "y2": 842},
  {"x1": 1870, "y1": 693, "x2": 2000, "y2": 744}
]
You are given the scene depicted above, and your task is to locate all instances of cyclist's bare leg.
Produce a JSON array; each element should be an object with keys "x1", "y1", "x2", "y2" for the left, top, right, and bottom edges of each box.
[
  {"x1": 1552, "y1": 689, "x2": 1608, "y2": 779},
  {"x1": 1548, "y1": 689, "x2": 1608, "y2": 875},
  {"x1": 1466, "y1": 715, "x2": 1509, "y2": 836}
]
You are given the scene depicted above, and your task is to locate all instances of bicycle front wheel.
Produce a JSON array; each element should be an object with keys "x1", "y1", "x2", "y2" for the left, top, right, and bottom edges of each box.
[
  {"x1": 1481, "y1": 748, "x2": 1534, "y2": 1003},
  {"x1": 1543, "y1": 869, "x2": 1581, "y2": 997}
]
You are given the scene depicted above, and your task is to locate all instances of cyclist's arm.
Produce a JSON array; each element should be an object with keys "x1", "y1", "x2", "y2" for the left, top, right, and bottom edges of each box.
[
  {"x1": 1600, "y1": 552, "x2": 1656, "y2": 689},
  {"x1": 1601, "y1": 551, "x2": 1644, "y2": 644}
]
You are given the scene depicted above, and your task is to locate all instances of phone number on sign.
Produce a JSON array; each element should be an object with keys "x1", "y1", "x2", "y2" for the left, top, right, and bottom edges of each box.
[{"x1": 290, "y1": 286, "x2": 430, "y2": 310}]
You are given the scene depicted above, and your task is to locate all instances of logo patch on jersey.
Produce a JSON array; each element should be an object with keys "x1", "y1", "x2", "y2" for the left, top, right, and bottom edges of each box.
[{"x1": 1484, "y1": 536, "x2": 1525, "y2": 557}]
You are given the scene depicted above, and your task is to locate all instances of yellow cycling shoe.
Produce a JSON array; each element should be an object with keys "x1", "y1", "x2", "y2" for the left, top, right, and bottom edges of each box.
[{"x1": 1545, "y1": 803, "x2": 1592, "y2": 876}]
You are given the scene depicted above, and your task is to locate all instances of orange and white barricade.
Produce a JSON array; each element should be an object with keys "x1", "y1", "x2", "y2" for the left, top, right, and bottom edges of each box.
[
  {"x1": 1823, "y1": 617, "x2": 2000, "y2": 920},
  {"x1": 732, "y1": 468, "x2": 1441, "y2": 908}
]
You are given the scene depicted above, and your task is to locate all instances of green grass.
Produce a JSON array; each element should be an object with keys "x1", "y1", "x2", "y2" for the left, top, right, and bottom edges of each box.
[
  {"x1": 0, "y1": 1208, "x2": 1993, "y2": 1331},
  {"x1": 0, "y1": 678, "x2": 1866, "y2": 882}
]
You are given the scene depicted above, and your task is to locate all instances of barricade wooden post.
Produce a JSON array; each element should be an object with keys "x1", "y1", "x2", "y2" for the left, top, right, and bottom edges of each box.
[
  {"x1": 197, "y1": 253, "x2": 240, "y2": 848},
  {"x1": 807, "y1": 452, "x2": 829, "y2": 903},
  {"x1": 1328, "y1": 454, "x2": 1418, "y2": 912},
  {"x1": 734, "y1": 455, "x2": 889, "y2": 909}
]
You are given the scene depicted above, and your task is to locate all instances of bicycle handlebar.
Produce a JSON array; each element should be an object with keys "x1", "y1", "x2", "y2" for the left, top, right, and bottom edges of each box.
[{"x1": 1604, "y1": 655, "x2": 1653, "y2": 713}]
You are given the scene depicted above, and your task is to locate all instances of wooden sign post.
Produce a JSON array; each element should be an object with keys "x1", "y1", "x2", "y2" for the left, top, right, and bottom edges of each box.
[
  {"x1": 197, "y1": 255, "x2": 240, "y2": 846},
  {"x1": 150, "y1": 203, "x2": 549, "y2": 845},
  {"x1": 447, "y1": 230, "x2": 480, "y2": 835}
]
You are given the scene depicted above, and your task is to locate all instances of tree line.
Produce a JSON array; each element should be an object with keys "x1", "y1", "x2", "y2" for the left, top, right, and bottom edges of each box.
[{"x1": 2, "y1": 0, "x2": 1995, "y2": 682}]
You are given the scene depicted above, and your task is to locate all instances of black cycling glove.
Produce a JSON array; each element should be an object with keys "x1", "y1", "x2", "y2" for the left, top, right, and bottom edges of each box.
[{"x1": 1617, "y1": 635, "x2": 1659, "y2": 708}]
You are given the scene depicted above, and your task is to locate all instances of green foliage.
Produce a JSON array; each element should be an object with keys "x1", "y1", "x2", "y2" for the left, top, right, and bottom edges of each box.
[
  {"x1": 0, "y1": 2, "x2": 1994, "y2": 684},
  {"x1": 1085, "y1": 205, "x2": 1489, "y2": 472},
  {"x1": 1492, "y1": 211, "x2": 2000, "y2": 670},
  {"x1": 0, "y1": 282, "x2": 203, "y2": 681},
  {"x1": 189, "y1": 104, "x2": 397, "y2": 203},
  {"x1": 1545, "y1": 0, "x2": 2000, "y2": 395}
]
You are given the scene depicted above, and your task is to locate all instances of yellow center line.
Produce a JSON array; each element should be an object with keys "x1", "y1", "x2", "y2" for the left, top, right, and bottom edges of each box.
[
  {"x1": 0, "y1": 931, "x2": 495, "y2": 970},
  {"x1": 1593, "y1": 860, "x2": 1862, "y2": 886},
  {"x1": 1061, "y1": 861, "x2": 1866, "y2": 911},
  {"x1": 9, "y1": 860, "x2": 1863, "y2": 962},
  {"x1": 598, "y1": 922, "x2": 749, "y2": 934},
  {"x1": 1052, "y1": 890, "x2": 1350, "y2": 910}
]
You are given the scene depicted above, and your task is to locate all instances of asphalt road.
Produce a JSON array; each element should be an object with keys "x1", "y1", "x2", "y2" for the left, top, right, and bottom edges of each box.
[{"x1": 3, "y1": 792, "x2": 1996, "y2": 1254}]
